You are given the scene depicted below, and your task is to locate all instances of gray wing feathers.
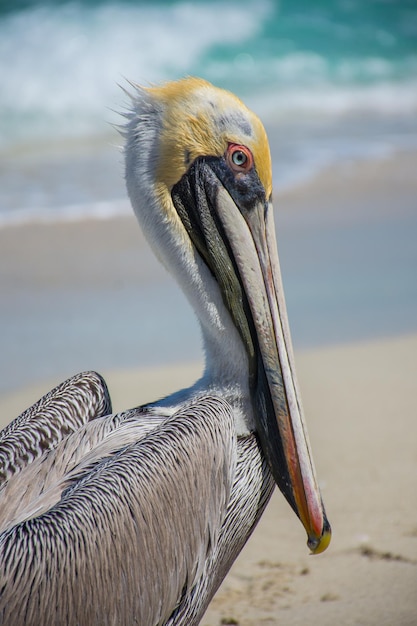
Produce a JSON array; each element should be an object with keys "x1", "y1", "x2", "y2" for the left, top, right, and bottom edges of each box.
[
  {"x1": 0, "y1": 371, "x2": 112, "y2": 486},
  {"x1": 0, "y1": 411, "x2": 152, "y2": 531},
  {"x1": 0, "y1": 396, "x2": 236, "y2": 626}
]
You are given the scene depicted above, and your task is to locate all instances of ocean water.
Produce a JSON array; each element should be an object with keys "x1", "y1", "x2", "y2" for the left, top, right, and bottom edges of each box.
[{"x1": 1, "y1": 0, "x2": 416, "y2": 224}]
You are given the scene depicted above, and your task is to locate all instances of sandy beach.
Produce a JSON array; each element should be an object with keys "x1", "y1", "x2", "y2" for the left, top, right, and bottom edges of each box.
[{"x1": 1, "y1": 151, "x2": 416, "y2": 624}]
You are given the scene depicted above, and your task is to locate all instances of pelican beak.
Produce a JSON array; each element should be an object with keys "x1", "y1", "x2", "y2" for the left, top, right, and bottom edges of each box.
[
  {"x1": 171, "y1": 158, "x2": 331, "y2": 554},
  {"x1": 217, "y1": 188, "x2": 331, "y2": 554}
]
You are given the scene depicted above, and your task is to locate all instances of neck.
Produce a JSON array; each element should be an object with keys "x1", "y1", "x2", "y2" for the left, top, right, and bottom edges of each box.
[
  {"x1": 124, "y1": 100, "x2": 254, "y2": 434},
  {"x1": 135, "y1": 194, "x2": 254, "y2": 434}
]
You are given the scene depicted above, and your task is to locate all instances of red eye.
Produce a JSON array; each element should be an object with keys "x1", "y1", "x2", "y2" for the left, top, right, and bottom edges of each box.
[{"x1": 226, "y1": 144, "x2": 253, "y2": 173}]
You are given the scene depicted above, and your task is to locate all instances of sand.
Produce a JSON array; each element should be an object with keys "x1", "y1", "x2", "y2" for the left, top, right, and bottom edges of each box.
[{"x1": 1, "y1": 151, "x2": 416, "y2": 624}]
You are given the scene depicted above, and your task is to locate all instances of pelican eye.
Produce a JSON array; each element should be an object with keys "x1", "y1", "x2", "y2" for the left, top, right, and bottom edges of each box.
[
  {"x1": 226, "y1": 144, "x2": 253, "y2": 173},
  {"x1": 232, "y1": 150, "x2": 246, "y2": 166}
]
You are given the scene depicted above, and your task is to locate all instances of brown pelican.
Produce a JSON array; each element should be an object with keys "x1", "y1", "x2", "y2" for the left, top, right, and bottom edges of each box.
[{"x1": 0, "y1": 77, "x2": 330, "y2": 625}]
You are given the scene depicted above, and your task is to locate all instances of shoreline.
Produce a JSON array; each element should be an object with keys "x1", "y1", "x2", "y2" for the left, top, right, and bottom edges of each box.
[
  {"x1": 1, "y1": 147, "x2": 417, "y2": 394},
  {"x1": 1, "y1": 146, "x2": 416, "y2": 230}
]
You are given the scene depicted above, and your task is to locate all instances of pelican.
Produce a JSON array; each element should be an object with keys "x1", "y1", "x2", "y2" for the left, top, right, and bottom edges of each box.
[{"x1": 0, "y1": 77, "x2": 330, "y2": 625}]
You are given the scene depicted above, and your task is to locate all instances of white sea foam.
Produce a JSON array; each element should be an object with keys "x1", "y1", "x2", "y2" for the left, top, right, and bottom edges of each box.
[
  {"x1": 0, "y1": 0, "x2": 271, "y2": 146},
  {"x1": 251, "y1": 80, "x2": 417, "y2": 119},
  {"x1": 0, "y1": 199, "x2": 132, "y2": 229},
  {"x1": 2, "y1": 0, "x2": 416, "y2": 149}
]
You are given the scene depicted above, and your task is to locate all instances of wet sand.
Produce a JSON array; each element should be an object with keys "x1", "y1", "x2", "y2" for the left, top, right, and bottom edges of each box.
[{"x1": 1, "y1": 150, "x2": 416, "y2": 394}]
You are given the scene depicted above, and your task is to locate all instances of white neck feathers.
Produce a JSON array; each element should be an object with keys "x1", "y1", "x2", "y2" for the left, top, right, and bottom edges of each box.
[{"x1": 123, "y1": 86, "x2": 254, "y2": 434}]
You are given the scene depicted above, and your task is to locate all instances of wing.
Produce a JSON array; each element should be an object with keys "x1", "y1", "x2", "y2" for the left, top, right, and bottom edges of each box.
[
  {"x1": 0, "y1": 396, "x2": 236, "y2": 626},
  {"x1": 0, "y1": 371, "x2": 112, "y2": 487}
]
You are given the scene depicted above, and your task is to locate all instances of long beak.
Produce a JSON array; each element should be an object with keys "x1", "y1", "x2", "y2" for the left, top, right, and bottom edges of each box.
[
  {"x1": 171, "y1": 160, "x2": 331, "y2": 553},
  {"x1": 215, "y1": 187, "x2": 331, "y2": 554}
]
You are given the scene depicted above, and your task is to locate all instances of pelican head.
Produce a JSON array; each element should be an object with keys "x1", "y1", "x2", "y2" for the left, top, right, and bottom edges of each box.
[{"x1": 124, "y1": 77, "x2": 330, "y2": 554}]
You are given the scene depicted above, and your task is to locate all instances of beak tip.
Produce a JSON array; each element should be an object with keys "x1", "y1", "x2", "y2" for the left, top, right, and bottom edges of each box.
[{"x1": 307, "y1": 519, "x2": 332, "y2": 555}]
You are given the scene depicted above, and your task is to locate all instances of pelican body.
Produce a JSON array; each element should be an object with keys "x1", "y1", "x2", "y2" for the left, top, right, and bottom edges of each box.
[{"x1": 0, "y1": 78, "x2": 330, "y2": 625}]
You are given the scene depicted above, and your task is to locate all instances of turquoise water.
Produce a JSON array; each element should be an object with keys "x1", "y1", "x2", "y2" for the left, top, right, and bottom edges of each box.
[
  {"x1": 0, "y1": 0, "x2": 416, "y2": 222},
  {"x1": 1, "y1": 0, "x2": 416, "y2": 138}
]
